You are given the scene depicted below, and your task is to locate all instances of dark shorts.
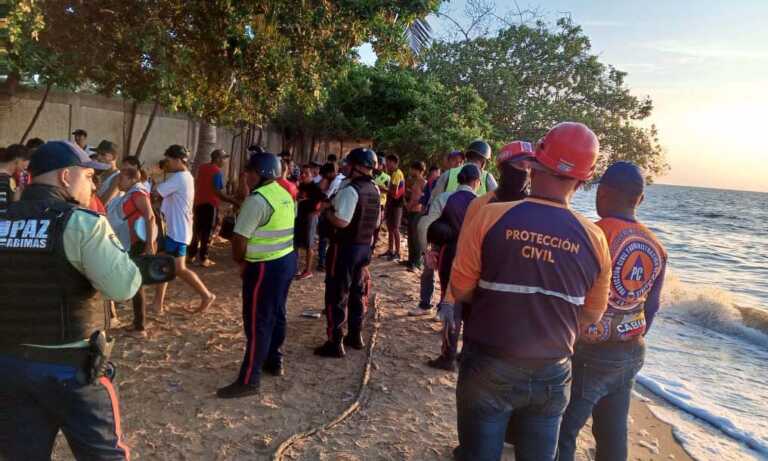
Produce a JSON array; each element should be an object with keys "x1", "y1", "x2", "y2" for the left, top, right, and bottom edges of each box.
[
  {"x1": 385, "y1": 204, "x2": 403, "y2": 229},
  {"x1": 294, "y1": 213, "x2": 319, "y2": 249},
  {"x1": 162, "y1": 237, "x2": 188, "y2": 257}
]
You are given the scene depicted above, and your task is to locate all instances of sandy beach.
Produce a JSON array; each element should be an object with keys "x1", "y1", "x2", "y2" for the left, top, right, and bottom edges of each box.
[{"x1": 51, "y1": 240, "x2": 693, "y2": 460}]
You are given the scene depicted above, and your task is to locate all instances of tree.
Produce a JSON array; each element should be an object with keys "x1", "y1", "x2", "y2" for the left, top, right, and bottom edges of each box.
[
  {"x1": 421, "y1": 17, "x2": 667, "y2": 180},
  {"x1": 305, "y1": 64, "x2": 491, "y2": 165}
]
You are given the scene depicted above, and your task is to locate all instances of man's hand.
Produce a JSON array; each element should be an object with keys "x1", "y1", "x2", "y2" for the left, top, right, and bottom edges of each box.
[
  {"x1": 437, "y1": 302, "x2": 455, "y2": 330},
  {"x1": 425, "y1": 249, "x2": 440, "y2": 270}
]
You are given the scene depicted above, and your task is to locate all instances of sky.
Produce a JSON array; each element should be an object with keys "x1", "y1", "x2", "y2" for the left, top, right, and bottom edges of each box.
[{"x1": 359, "y1": 0, "x2": 768, "y2": 192}]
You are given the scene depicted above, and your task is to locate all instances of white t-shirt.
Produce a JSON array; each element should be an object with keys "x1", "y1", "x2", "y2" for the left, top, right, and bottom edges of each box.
[{"x1": 157, "y1": 170, "x2": 195, "y2": 244}]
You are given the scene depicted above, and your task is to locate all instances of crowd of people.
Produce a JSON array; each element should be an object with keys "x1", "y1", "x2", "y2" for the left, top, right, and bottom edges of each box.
[{"x1": 0, "y1": 121, "x2": 668, "y2": 461}]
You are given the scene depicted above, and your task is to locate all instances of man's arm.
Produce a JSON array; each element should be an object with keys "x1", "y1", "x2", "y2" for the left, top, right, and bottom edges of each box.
[
  {"x1": 63, "y1": 211, "x2": 142, "y2": 301},
  {"x1": 579, "y1": 232, "x2": 612, "y2": 327},
  {"x1": 98, "y1": 174, "x2": 120, "y2": 204},
  {"x1": 418, "y1": 192, "x2": 448, "y2": 253},
  {"x1": 448, "y1": 204, "x2": 488, "y2": 304},
  {"x1": 643, "y1": 262, "x2": 666, "y2": 333},
  {"x1": 212, "y1": 171, "x2": 238, "y2": 205},
  {"x1": 326, "y1": 186, "x2": 358, "y2": 229},
  {"x1": 428, "y1": 172, "x2": 448, "y2": 206},
  {"x1": 485, "y1": 172, "x2": 498, "y2": 192},
  {"x1": 232, "y1": 234, "x2": 247, "y2": 264},
  {"x1": 232, "y1": 194, "x2": 272, "y2": 262}
]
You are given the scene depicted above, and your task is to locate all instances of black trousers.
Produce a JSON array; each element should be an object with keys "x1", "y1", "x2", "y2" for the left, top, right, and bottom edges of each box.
[
  {"x1": 189, "y1": 203, "x2": 217, "y2": 261},
  {"x1": 324, "y1": 242, "x2": 372, "y2": 342}
]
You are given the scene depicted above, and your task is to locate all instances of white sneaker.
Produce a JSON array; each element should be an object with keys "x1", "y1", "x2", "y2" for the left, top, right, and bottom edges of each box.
[{"x1": 407, "y1": 307, "x2": 434, "y2": 317}]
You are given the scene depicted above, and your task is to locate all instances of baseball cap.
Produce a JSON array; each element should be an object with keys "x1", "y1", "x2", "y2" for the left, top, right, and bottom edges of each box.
[
  {"x1": 599, "y1": 161, "x2": 645, "y2": 197},
  {"x1": 28, "y1": 141, "x2": 110, "y2": 176},
  {"x1": 72, "y1": 129, "x2": 88, "y2": 137},
  {"x1": 497, "y1": 141, "x2": 534, "y2": 164},
  {"x1": 211, "y1": 149, "x2": 230, "y2": 161},
  {"x1": 164, "y1": 145, "x2": 189, "y2": 162}
]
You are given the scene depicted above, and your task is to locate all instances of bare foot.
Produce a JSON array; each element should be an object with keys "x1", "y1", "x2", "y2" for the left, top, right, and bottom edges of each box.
[
  {"x1": 151, "y1": 304, "x2": 166, "y2": 315},
  {"x1": 185, "y1": 293, "x2": 216, "y2": 314}
]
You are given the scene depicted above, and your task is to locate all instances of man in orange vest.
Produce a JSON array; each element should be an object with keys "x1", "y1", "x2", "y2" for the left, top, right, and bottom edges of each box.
[{"x1": 450, "y1": 122, "x2": 612, "y2": 461}]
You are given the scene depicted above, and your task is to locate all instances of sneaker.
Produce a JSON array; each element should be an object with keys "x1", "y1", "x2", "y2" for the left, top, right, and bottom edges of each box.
[
  {"x1": 295, "y1": 271, "x2": 313, "y2": 280},
  {"x1": 407, "y1": 306, "x2": 434, "y2": 317},
  {"x1": 216, "y1": 381, "x2": 260, "y2": 399},
  {"x1": 343, "y1": 332, "x2": 365, "y2": 350},
  {"x1": 378, "y1": 251, "x2": 394, "y2": 258},
  {"x1": 313, "y1": 340, "x2": 345, "y2": 358},
  {"x1": 427, "y1": 355, "x2": 456, "y2": 371}
]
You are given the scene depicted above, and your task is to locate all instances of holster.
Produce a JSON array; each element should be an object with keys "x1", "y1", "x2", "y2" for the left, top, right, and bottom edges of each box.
[{"x1": 84, "y1": 330, "x2": 115, "y2": 384}]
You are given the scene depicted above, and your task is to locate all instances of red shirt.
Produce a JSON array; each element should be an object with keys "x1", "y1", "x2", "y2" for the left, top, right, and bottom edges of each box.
[
  {"x1": 194, "y1": 163, "x2": 224, "y2": 207},
  {"x1": 276, "y1": 178, "x2": 298, "y2": 201},
  {"x1": 122, "y1": 190, "x2": 149, "y2": 245},
  {"x1": 89, "y1": 195, "x2": 106, "y2": 214}
]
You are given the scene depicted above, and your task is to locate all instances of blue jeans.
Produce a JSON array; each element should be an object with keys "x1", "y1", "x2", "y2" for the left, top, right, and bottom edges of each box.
[
  {"x1": 456, "y1": 343, "x2": 572, "y2": 461},
  {"x1": 418, "y1": 263, "x2": 435, "y2": 308},
  {"x1": 0, "y1": 355, "x2": 130, "y2": 460},
  {"x1": 557, "y1": 340, "x2": 646, "y2": 461}
]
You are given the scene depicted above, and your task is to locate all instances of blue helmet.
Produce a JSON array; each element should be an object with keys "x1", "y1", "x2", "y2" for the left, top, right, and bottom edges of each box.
[
  {"x1": 245, "y1": 152, "x2": 281, "y2": 180},
  {"x1": 347, "y1": 147, "x2": 377, "y2": 170}
]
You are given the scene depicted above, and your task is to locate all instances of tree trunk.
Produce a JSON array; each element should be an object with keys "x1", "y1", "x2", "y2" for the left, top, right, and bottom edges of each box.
[
  {"x1": 124, "y1": 100, "x2": 139, "y2": 157},
  {"x1": 133, "y1": 100, "x2": 160, "y2": 159},
  {"x1": 194, "y1": 120, "x2": 217, "y2": 173},
  {"x1": 20, "y1": 83, "x2": 52, "y2": 144}
]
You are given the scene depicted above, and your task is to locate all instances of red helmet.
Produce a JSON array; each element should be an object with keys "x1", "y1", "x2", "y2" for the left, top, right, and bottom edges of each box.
[
  {"x1": 534, "y1": 122, "x2": 599, "y2": 181},
  {"x1": 497, "y1": 141, "x2": 534, "y2": 164}
]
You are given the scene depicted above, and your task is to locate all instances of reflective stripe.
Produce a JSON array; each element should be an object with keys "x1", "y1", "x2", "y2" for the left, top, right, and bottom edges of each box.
[
  {"x1": 247, "y1": 240, "x2": 293, "y2": 254},
  {"x1": 253, "y1": 228, "x2": 293, "y2": 238},
  {"x1": 477, "y1": 279, "x2": 585, "y2": 305}
]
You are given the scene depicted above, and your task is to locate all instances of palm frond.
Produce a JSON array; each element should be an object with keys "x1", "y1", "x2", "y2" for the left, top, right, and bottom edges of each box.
[{"x1": 404, "y1": 18, "x2": 432, "y2": 55}]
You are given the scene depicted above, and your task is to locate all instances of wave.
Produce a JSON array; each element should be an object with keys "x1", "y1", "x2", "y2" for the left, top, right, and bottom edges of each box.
[
  {"x1": 661, "y1": 279, "x2": 768, "y2": 347},
  {"x1": 637, "y1": 374, "x2": 768, "y2": 456}
]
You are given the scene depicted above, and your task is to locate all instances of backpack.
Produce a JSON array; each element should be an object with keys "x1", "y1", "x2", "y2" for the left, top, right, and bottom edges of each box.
[{"x1": 105, "y1": 184, "x2": 149, "y2": 249}]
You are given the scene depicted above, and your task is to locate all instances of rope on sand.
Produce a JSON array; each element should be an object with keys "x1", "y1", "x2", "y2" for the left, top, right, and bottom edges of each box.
[{"x1": 271, "y1": 293, "x2": 382, "y2": 461}]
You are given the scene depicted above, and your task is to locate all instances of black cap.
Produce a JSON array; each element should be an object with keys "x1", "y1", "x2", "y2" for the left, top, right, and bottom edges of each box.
[
  {"x1": 72, "y1": 129, "x2": 88, "y2": 137},
  {"x1": 28, "y1": 141, "x2": 110, "y2": 176},
  {"x1": 95, "y1": 140, "x2": 118, "y2": 154},
  {"x1": 247, "y1": 145, "x2": 264, "y2": 155},
  {"x1": 164, "y1": 144, "x2": 189, "y2": 161},
  {"x1": 457, "y1": 163, "x2": 481, "y2": 184}
]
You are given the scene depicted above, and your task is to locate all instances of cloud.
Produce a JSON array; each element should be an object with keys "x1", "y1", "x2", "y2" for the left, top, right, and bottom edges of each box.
[{"x1": 645, "y1": 40, "x2": 768, "y2": 60}]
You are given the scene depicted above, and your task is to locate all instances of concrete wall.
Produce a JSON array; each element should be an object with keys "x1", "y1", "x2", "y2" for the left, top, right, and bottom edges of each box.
[{"x1": 0, "y1": 87, "x2": 372, "y2": 174}]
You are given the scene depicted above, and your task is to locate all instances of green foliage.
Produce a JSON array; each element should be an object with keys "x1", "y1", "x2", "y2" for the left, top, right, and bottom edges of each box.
[
  {"x1": 290, "y1": 63, "x2": 491, "y2": 165},
  {"x1": 421, "y1": 17, "x2": 667, "y2": 180},
  {"x1": 5, "y1": 0, "x2": 441, "y2": 123}
]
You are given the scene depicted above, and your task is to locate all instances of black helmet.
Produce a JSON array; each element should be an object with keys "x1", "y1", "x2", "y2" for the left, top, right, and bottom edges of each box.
[
  {"x1": 465, "y1": 140, "x2": 492, "y2": 161},
  {"x1": 347, "y1": 147, "x2": 377, "y2": 170},
  {"x1": 245, "y1": 152, "x2": 281, "y2": 180}
]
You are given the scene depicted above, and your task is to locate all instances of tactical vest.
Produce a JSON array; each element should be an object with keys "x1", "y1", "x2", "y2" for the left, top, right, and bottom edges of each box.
[
  {"x1": 0, "y1": 196, "x2": 105, "y2": 347},
  {"x1": 334, "y1": 176, "x2": 380, "y2": 246},
  {"x1": 245, "y1": 181, "x2": 295, "y2": 262},
  {"x1": 445, "y1": 164, "x2": 490, "y2": 195},
  {"x1": 0, "y1": 173, "x2": 13, "y2": 215},
  {"x1": 581, "y1": 218, "x2": 666, "y2": 344}
]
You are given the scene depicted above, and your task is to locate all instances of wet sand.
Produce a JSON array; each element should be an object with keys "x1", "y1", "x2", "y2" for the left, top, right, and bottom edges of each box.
[{"x1": 52, "y1": 239, "x2": 693, "y2": 460}]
